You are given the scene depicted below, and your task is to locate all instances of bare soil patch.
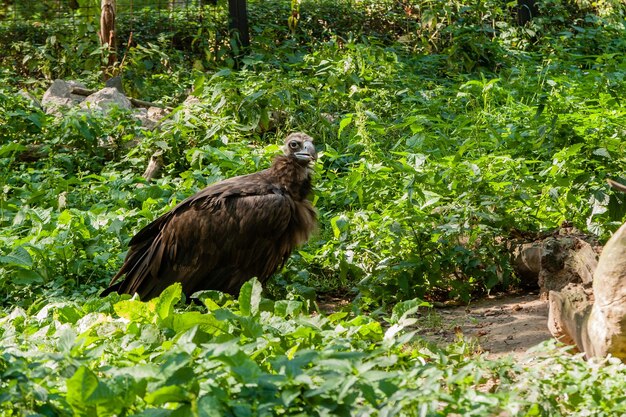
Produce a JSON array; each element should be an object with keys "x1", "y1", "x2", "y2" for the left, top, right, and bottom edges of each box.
[
  {"x1": 419, "y1": 292, "x2": 552, "y2": 359},
  {"x1": 318, "y1": 291, "x2": 553, "y2": 359}
]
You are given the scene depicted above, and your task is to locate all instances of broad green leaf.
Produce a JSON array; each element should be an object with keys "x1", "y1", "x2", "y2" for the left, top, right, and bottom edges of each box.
[
  {"x1": 58, "y1": 209, "x2": 73, "y2": 226},
  {"x1": 330, "y1": 215, "x2": 349, "y2": 239},
  {"x1": 338, "y1": 114, "x2": 353, "y2": 137},
  {"x1": 0, "y1": 142, "x2": 26, "y2": 157},
  {"x1": 0, "y1": 246, "x2": 33, "y2": 268},
  {"x1": 66, "y1": 366, "x2": 98, "y2": 414},
  {"x1": 390, "y1": 298, "x2": 431, "y2": 323},
  {"x1": 114, "y1": 299, "x2": 154, "y2": 324},
  {"x1": 55, "y1": 305, "x2": 83, "y2": 324},
  {"x1": 238, "y1": 278, "x2": 262, "y2": 316},
  {"x1": 193, "y1": 289, "x2": 232, "y2": 311},
  {"x1": 593, "y1": 147, "x2": 610, "y2": 159},
  {"x1": 11, "y1": 267, "x2": 44, "y2": 285},
  {"x1": 216, "y1": 350, "x2": 261, "y2": 381},
  {"x1": 171, "y1": 311, "x2": 229, "y2": 335},
  {"x1": 237, "y1": 316, "x2": 264, "y2": 338},
  {"x1": 154, "y1": 283, "x2": 183, "y2": 322},
  {"x1": 145, "y1": 385, "x2": 193, "y2": 405},
  {"x1": 274, "y1": 300, "x2": 303, "y2": 318},
  {"x1": 210, "y1": 68, "x2": 232, "y2": 81},
  {"x1": 562, "y1": 143, "x2": 585, "y2": 158},
  {"x1": 165, "y1": 366, "x2": 197, "y2": 388},
  {"x1": 66, "y1": 366, "x2": 115, "y2": 415}
]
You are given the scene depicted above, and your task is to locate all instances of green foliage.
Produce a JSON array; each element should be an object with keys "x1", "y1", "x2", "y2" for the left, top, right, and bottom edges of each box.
[
  {"x1": 2, "y1": 1, "x2": 626, "y2": 413},
  {"x1": 4, "y1": 282, "x2": 626, "y2": 416},
  {"x1": 3, "y1": 0, "x2": 626, "y2": 306}
]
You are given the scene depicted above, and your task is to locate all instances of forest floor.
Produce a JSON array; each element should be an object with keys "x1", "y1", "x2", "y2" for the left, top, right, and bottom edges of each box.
[
  {"x1": 318, "y1": 291, "x2": 553, "y2": 359},
  {"x1": 419, "y1": 292, "x2": 552, "y2": 359}
]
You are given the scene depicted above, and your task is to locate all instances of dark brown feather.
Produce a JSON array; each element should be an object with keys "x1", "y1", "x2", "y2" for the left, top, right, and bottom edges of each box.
[{"x1": 103, "y1": 133, "x2": 317, "y2": 300}]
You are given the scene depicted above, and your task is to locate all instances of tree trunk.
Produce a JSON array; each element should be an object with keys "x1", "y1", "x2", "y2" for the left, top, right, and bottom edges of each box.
[
  {"x1": 548, "y1": 221, "x2": 626, "y2": 360},
  {"x1": 228, "y1": 0, "x2": 250, "y2": 49},
  {"x1": 516, "y1": 0, "x2": 538, "y2": 26},
  {"x1": 99, "y1": 0, "x2": 117, "y2": 73}
]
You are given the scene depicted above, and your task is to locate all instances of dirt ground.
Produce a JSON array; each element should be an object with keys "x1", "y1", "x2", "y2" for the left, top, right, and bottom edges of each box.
[
  {"x1": 419, "y1": 292, "x2": 552, "y2": 359},
  {"x1": 318, "y1": 291, "x2": 554, "y2": 359}
]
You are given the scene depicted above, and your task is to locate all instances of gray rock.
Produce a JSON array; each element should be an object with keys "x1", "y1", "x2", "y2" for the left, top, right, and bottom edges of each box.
[
  {"x1": 41, "y1": 80, "x2": 86, "y2": 116},
  {"x1": 537, "y1": 237, "x2": 597, "y2": 298},
  {"x1": 511, "y1": 242, "x2": 542, "y2": 285},
  {"x1": 80, "y1": 87, "x2": 132, "y2": 113},
  {"x1": 183, "y1": 95, "x2": 201, "y2": 106},
  {"x1": 105, "y1": 76, "x2": 124, "y2": 93},
  {"x1": 42, "y1": 79, "x2": 87, "y2": 115},
  {"x1": 132, "y1": 106, "x2": 169, "y2": 130},
  {"x1": 511, "y1": 233, "x2": 599, "y2": 298},
  {"x1": 147, "y1": 106, "x2": 168, "y2": 120}
]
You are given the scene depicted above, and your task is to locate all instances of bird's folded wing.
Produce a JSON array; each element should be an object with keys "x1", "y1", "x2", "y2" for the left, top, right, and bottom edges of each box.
[{"x1": 110, "y1": 190, "x2": 294, "y2": 297}]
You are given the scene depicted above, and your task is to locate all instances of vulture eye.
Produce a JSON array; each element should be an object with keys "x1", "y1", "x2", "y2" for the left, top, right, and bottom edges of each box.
[{"x1": 289, "y1": 141, "x2": 299, "y2": 149}]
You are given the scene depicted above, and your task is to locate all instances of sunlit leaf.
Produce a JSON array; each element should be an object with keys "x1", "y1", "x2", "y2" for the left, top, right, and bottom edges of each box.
[{"x1": 238, "y1": 278, "x2": 262, "y2": 317}]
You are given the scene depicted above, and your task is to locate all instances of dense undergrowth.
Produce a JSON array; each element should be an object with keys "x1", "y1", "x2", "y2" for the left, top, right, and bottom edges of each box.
[{"x1": 2, "y1": 0, "x2": 626, "y2": 414}]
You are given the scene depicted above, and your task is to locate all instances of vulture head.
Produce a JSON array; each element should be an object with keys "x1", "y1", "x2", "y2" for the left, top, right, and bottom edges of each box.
[{"x1": 283, "y1": 132, "x2": 317, "y2": 166}]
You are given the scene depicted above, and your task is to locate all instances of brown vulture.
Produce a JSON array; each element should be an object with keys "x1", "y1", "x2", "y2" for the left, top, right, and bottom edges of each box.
[{"x1": 102, "y1": 132, "x2": 317, "y2": 300}]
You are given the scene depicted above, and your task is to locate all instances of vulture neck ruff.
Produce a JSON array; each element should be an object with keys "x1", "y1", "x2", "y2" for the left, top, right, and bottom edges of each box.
[{"x1": 270, "y1": 155, "x2": 314, "y2": 200}]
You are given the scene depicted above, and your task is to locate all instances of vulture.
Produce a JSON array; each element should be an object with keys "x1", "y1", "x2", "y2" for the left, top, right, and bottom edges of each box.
[{"x1": 102, "y1": 132, "x2": 317, "y2": 301}]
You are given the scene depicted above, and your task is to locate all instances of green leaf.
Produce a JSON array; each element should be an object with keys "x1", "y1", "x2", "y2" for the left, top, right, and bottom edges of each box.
[
  {"x1": 198, "y1": 395, "x2": 225, "y2": 417},
  {"x1": 216, "y1": 350, "x2": 261, "y2": 382},
  {"x1": 330, "y1": 215, "x2": 349, "y2": 239},
  {"x1": 165, "y1": 366, "x2": 197, "y2": 387},
  {"x1": 210, "y1": 68, "x2": 232, "y2": 81},
  {"x1": 66, "y1": 366, "x2": 98, "y2": 411},
  {"x1": 192, "y1": 74, "x2": 206, "y2": 96},
  {"x1": 237, "y1": 316, "x2": 264, "y2": 338},
  {"x1": 0, "y1": 142, "x2": 26, "y2": 157},
  {"x1": 171, "y1": 311, "x2": 229, "y2": 335},
  {"x1": 145, "y1": 385, "x2": 193, "y2": 405},
  {"x1": 11, "y1": 267, "x2": 44, "y2": 285},
  {"x1": 55, "y1": 305, "x2": 83, "y2": 324},
  {"x1": 154, "y1": 283, "x2": 183, "y2": 322},
  {"x1": 66, "y1": 366, "x2": 115, "y2": 415},
  {"x1": 390, "y1": 298, "x2": 431, "y2": 323},
  {"x1": 338, "y1": 114, "x2": 353, "y2": 137},
  {"x1": 238, "y1": 278, "x2": 262, "y2": 316},
  {"x1": 0, "y1": 246, "x2": 33, "y2": 268},
  {"x1": 193, "y1": 290, "x2": 232, "y2": 311},
  {"x1": 274, "y1": 300, "x2": 303, "y2": 318},
  {"x1": 114, "y1": 299, "x2": 154, "y2": 324},
  {"x1": 562, "y1": 143, "x2": 585, "y2": 158}
]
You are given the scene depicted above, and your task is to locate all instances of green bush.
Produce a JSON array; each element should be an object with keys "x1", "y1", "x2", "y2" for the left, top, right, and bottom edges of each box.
[
  {"x1": 3, "y1": 0, "x2": 626, "y2": 304},
  {"x1": 3, "y1": 1, "x2": 626, "y2": 414}
]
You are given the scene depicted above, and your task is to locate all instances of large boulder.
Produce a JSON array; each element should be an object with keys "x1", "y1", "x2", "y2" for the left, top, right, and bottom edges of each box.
[
  {"x1": 41, "y1": 79, "x2": 87, "y2": 115},
  {"x1": 80, "y1": 87, "x2": 132, "y2": 113},
  {"x1": 41, "y1": 79, "x2": 169, "y2": 131}
]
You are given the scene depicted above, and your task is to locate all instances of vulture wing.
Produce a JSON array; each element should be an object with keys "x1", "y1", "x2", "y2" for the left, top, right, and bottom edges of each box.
[{"x1": 107, "y1": 173, "x2": 297, "y2": 300}]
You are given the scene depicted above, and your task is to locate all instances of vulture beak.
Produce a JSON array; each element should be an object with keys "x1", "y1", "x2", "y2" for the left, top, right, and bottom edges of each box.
[{"x1": 294, "y1": 141, "x2": 317, "y2": 163}]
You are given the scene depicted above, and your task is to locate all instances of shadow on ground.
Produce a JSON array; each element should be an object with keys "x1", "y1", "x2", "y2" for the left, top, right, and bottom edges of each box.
[{"x1": 419, "y1": 293, "x2": 552, "y2": 359}]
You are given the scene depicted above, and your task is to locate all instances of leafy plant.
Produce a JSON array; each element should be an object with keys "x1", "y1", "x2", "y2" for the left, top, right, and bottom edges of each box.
[{"x1": 2, "y1": 2, "x2": 626, "y2": 414}]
